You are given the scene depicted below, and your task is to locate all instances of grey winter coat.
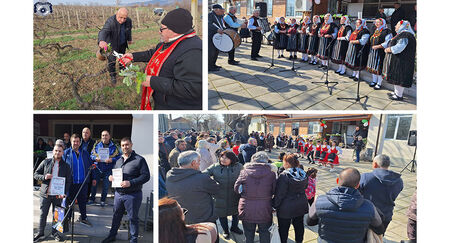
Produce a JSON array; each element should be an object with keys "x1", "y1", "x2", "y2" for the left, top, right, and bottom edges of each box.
[
  {"x1": 234, "y1": 162, "x2": 277, "y2": 223},
  {"x1": 204, "y1": 162, "x2": 243, "y2": 217}
]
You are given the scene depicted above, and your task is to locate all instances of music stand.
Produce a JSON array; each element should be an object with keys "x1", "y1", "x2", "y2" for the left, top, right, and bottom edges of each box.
[
  {"x1": 311, "y1": 39, "x2": 338, "y2": 95},
  {"x1": 337, "y1": 48, "x2": 368, "y2": 103},
  {"x1": 401, "y1": 145, "x2": 417, "y2": 173}
]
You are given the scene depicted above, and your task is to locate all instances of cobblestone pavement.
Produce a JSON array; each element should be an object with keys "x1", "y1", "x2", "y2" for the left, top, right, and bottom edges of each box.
[
  {"x1": 32, "y1": 191, "x2": 153, "y2": 243},
  {"x1": 209, "y1": 43, "x2": 416, "y2": 111},
  {"x1": 217, "y1": 148, "x2": 416, "y2": 243}
]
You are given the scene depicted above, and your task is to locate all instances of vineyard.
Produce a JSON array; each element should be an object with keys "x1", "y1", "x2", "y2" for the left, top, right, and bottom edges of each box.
[{"x1": 33, "y1": 4, "x2": 202, "y2": 110}]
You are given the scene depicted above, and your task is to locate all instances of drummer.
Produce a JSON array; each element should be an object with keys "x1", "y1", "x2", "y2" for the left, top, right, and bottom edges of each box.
[
  {"x1": 208, "y1": 4, "x2": 226, "y2": 72},
  {"x1": 224, "y1": 6, "x2": 247, "y2": 65}
]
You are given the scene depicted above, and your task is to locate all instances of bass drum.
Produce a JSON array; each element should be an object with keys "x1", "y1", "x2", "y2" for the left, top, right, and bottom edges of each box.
[{"x1": 212, "y1": 29, "x2": 241, "y2": 52}]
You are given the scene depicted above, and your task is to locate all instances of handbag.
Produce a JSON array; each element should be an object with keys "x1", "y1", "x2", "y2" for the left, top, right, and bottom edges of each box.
[
  {"x1": 366, "y1": 228, "x2": 383, "y2": 243},
  {"x1": 269, "y1": 212, "x2": 281, "y2": 243}
]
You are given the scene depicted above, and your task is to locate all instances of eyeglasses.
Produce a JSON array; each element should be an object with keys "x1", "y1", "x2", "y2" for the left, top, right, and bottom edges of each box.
[
  {"x1": 181, "y1": 208, "x2": 188, "y2": 215},
  {"x1": 159, "y1": 27, "x2": 168, "y2": 32}
]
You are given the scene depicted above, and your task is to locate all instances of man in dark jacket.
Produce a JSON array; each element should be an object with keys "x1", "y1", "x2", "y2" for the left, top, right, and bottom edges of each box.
[
  {"x1": 375, "y1": 8, "x2": 387, "y2": 20},
  {"x1": 34, "y1": 144, "x2": 73, "y2": 242},
  {"x1": 208, "y1": 4, "x2": 225, "y2": 71},
  {"x1": 168, "y1": 139, "x2": 187, "y2": 168},
  {"x1": 307, "y1": 167, "x2": 383, "y2": 243},
  {"x1": 390, "y1": 3, "x2": 406, "y2": 35},
  {"x1": 81, "y1": 127, "x2": 96, "y2": 201},
  {"x1": 359, "y1": 154, "x2": 404, "y2": 233},
  {"x1": 63, "y1": 134, "x2": 95, "y2": 227},
  {"x1": 166, "y1": 151, "x2": 220, "y2": 224},
  {"x1": 164, "y1": 132, "x2": 177, "y2": 152},
  {"x1": 98, "y1": 8, "x2": 133, "y2": 84},
  {"x1": 102, "y1": 137, "x2": 150, "y2": 243},
  {"x1": 239, "y1": 138, "x2": 257, "y2": 163},
  {"x1": 123, "y1": 8, "x2": 202, "y2": 110},
  {"x1": 159, "y1": 135, "x2": 171, "y2": 174}
]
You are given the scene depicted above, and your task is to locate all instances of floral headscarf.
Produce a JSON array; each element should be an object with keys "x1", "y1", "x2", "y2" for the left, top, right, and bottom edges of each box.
[
  {"x1": 397, "y1": 20, "x2": 415, "y2": 35},
  {"x1": 376, "y1": 18, "x2": 387, "y2": 31},
  {"x1": 340, "y1": 16, "x2": 350, "y2": 26},
  {"x1": 324, "y1": 13, "x2": 333, "y2": 24},
  {"x1": 356, "y1": 19, "x2": 368, "y2": 30},
  {"x1": 313, "y1": 15, "x2": 321, "y2": 24},
  {"x1": 302, "y1": 16, "x2": 311, "y2": 25}
]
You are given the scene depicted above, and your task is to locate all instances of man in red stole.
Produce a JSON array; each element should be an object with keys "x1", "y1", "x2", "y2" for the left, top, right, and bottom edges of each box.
[{"x1": 123, "y1": 8, "x2": 202, "y2": 110}]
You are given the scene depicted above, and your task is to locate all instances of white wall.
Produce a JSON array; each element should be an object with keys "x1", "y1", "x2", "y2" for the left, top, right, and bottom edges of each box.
[{"x1": 130, "y1": 114, "x2": 153, "y2": 203}]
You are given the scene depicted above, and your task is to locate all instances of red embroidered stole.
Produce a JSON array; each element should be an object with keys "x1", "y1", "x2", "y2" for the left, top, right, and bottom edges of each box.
[
  {"x1": 349, "y1": 28, "x2": 363, "y2": 41},
  {"x1": 140, "y1": 31, "x2": 196, "y2": 110},
  {"x1": 320, "y1": 24, "x2": 330, "y2": 35}
]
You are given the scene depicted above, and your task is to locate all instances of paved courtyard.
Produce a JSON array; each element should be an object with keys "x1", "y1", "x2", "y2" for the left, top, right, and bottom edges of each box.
[
  {"x1": 209, "y1": 42, "x2": 416, "y2": 110},
  {"x1": 217, "y1": 147, "x2": 417, "y2": 243},
  {"x1": 33, "y1": 190, "x2": 152, "y2": 243}
]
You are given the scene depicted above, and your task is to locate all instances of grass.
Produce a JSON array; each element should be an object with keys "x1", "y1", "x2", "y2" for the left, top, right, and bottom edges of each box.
[
  {"x1": 33, "y1": 60, "x2": 49, "y2": 71},
  {"x1": 34, "y1": 34, "x2": 97, "y2": 45}
]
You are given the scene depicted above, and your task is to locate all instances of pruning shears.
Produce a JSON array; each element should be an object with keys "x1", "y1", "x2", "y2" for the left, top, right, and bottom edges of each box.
[{"x1": 113, "y1": 51, "x2": 133, "y2": 69}]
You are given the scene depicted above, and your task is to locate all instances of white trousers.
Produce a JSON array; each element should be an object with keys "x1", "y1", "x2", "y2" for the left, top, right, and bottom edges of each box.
[{"x1": 394, "y1": 85, "x2": 405, "y2": 97}]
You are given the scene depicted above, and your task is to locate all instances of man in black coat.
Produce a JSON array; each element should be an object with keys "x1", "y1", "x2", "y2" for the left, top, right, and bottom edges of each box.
[
  {"x1": 98, "y1": 8, "x2": 133, "y2": 84},
  {"x1": 33, "y1": 144, "x2": 73, "y2": 242},
  {"x1": 375, "y1": 8, "x2": 387, "y2": 20},
  {"x1": 208, "y1": 4, "x2": 226, "y2": 71},
  {"x1": 102, "y1": 137, "x2": 150, "y2": 243},
  {"x1": 390, "y1": 3, "x2": 406, "y2": 35},
  {"x1": 123, "y1": 8, "x2": 202, "y2": 110}
]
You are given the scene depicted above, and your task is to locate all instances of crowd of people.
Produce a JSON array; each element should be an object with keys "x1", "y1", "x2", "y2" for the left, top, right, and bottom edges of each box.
[
  {"x1": 158, "y1": 128, "x2": 416, "y2": 243},
  {"x1": 33, "y1": 128, "x2": 150, "y2": 243}
]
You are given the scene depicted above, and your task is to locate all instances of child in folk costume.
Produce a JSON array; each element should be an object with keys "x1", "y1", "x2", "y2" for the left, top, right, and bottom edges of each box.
[
  {"x1": 314, "y1": 140, "x2": 322, "y2": 163},
  {"x1": 298, "y1": 16, "x2": 311, "y2": 62},
  {"x1": 297, "y1": 137, "x2": 305, "y2": 155},
  {"x1": 318, "y1": 140, "x2": 331, "y2": 166},
  {"x1": 367, "y1": 18, "x2": 393, "y2": 90},
  {"x1": 344, "y1": 19, "x2": 371, "y2": 81},
  {"x1": 274, "y1": 17, "x2": 288, "y2": 58},
  {"x1": 317, "y1": 13, "x2": 338, "y2": 69},
  {"x1": 286, "y1": 18, "x2": 300, "y2": 60},
  {"x1": 332, "y1": 16, "x2": 353, "y2": 75},
  {"x1": 307, "y1": 15, "x2": 322, "y2": 65},
  {"x1": 305, "y1": 168, "x2": 318, "y2": 206},
  {"x1": 306, "y1": 140, "x2": 316, "y2": 164},
  {"x1": 382, "y1": 20, "x2": 417, "y2": 101},
  {"x1": 325, "y1": 140, "x2": 343, "y2": 172},
  {"x1": 304, "y1": 138, "x2": 310, "y2": 157}
]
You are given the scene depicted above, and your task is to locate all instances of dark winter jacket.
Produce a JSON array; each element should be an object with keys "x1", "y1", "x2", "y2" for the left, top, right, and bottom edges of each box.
[
  {"x1": 240, "y1": 144, "x2": 256, "y2": 163},
  {"x1": 63, "y1": 148, "x2": 94, "y2": 184},
  {"x1": 273, "y1": 167, "x2": 309, "y2": 219},
  {"x1": 90, "y1": 140, "x2": 122, "y2": 173},
  {"x1": 204, "y1": 162, "x2": 243, "y2": 217},
  {"x1": 166, "y1": 168, "x2": 220, "y2": 224},
  {"x1": 234, "y1": 162, "x2": 276, "y2": 223},
  {"x1": 34, "y1": 158, "x2": 73, "y2": 198},
  {"x1": 159, "y1": 142, "x2": 171, "y2": 173},
  {"x1": 114, "y1": 151, "x2": 150, "y2": 195},
  {"x1": 307, "y1": 186, "x2": 382, "y2": 243},
  {"x1": 98, "y1": 15, "x2": 132, "y2": 51},
  {"x1": 359, "y1": 168, "x2": 403, "y2": 222},
  {"x1": 164, "y1": 136, "x2": 176, "y2": 152}
]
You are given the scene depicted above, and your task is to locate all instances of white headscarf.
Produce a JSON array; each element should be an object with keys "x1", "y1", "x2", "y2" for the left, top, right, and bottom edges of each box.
[
  {"x1": 303, "y1": 16, "x2": 311, "y2": 25},
  {"x1": 356, "y1": 19, "x2": 368, "y2": 30},
  {"x1": 313, "y1": 15, "x2": 321, "y2": 24},
  {"x1": 324, "y1": 13, "x2": 333, "y2": 24},
  {"x1": 397, "y1": 20, "x2": 415, "y2": 35},
  {"x1": 340, "y1": 16, "x2": 350, "y2": 26},
  {"x1": 376, "y1": 18, "x2": 387, "y2": 31}
]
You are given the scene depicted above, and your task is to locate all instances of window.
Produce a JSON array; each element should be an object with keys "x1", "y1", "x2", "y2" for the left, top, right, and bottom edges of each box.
[
  {"x1": 286, "y1": 0, "x2": 295, "y2": 17},
  {"x1": 308, "y1": 122, "x2": 320, "y2": 134},
  {"x1": 247, "y1": 0, "x2": 254, "y2": 15},
  {"x1": 385, "y1": 115, "x2": 412, "y2": 140},
  {"x1": 280, "y1": 123, "x2": 286, "y2": 133},
  {"x1": 269, "y1": 124, "x2": 274, "y2": 132},
  {"x1": 236, "y1": 2, "x2": 241, "y2": 15},
  {"x1": 113, "y1": 124, "x2": 132, "y2": 140},
  {"x1": 55, "y1": 124, "x2": 71, "y2": 138},
  {"x1": 292, "y1": 122, "x2": 300, "y2": 129}
]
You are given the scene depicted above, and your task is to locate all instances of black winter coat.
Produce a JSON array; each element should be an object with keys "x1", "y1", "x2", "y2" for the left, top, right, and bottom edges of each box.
[
  {"x1": 34, "y1": 158, "x2": 73, "y2": 198},
  {"x1": 114, "y1": 151, "x2": 150, "y2": 194},
  {"x1": 98, "y1": 15, "x2": 132, "y2": 51},
  {"x1": 273, "y1": 168, "x2": 309, "y2": 219}
]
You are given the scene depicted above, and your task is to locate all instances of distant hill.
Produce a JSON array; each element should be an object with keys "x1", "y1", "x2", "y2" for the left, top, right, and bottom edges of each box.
[{"x1": 124, "y1": 0, "x2": 202, "y2": 6}]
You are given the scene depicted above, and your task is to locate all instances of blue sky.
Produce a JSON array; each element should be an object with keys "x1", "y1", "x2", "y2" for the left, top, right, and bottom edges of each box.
[{"x1": 41, "y1": 0, "x2": 155, "y2": 6}]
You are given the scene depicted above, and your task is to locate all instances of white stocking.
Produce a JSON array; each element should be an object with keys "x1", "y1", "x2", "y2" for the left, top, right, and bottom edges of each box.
[
  {"x1": 355, "y1": 71, "x2": 360, "y2": 79},
  {"x1": 377, "y1": 75, "x2": 383, "y2": 85},
  {"x1": 394, "y1": 85, "x2": 405, "y2": 97},
  {"x1": 372, "y1": 74, "x2": 378, "y2": 84},
  {"x1": 340, "y1": 65, "x2": 346, "y2": 74}
]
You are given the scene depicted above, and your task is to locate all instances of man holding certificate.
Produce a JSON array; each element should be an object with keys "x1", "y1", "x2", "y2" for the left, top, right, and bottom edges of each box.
[
  {"x1": 90, "y1": 130, "x2": 122, "y2": 207},
  {"x1": 33, "y1": 144, "x2": 73, "y2": 242},
  {"x1": 63, "y1": 134, "x2": 95, "y2": 227},
  {"x1": 102, "y1": 137, "x2": 150, "y2": 243}
]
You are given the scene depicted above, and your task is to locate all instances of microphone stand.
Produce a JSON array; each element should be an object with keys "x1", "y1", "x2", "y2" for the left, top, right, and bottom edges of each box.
[
  {"x1": 279, "y1": 33, "x2": 302, "y2": 77},
  {"x1": 337, "y1": 47, "x2": 368, "y2": 103},
  {"x1": 401, "y1": 145, "x2": 417, "y2": 173},
  {"x1": 312, "y1": 38, "x2": 338, "y2": 95},
  {"x1": 263, "y1": 30, "x2": 285, "y2": 73}
]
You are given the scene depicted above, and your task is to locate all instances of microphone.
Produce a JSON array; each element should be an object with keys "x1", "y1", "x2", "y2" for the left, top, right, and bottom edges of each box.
[{"x1": 91, "y1": 163, "x2": 103, "y2": 174}]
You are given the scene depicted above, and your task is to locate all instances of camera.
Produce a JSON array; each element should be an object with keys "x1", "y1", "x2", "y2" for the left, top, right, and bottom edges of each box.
[{"x1": 34, "y1": 1, "x2": 53, "y2": 17}]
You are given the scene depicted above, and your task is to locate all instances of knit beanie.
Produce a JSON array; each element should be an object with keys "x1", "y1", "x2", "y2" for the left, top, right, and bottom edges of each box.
[{"x1": 161, "y1": 8, "x2": 193, "y2": 34}]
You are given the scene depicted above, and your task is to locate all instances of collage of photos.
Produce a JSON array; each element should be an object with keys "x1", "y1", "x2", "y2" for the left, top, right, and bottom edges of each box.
[{"x1": 31, "y1": 0, "x2": 417, "y2": 243}]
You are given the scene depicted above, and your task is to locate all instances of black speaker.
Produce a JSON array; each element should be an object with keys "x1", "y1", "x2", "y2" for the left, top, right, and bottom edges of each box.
[
  {"x1": 408, "y1": 130, "x2": 417, "y2": 147},
  {"x1": 255, "y1": 2, "x2": 267, "y2": 18},
  {"x1": 292, "y1": 128, "x2": 298, "y2": 136}
]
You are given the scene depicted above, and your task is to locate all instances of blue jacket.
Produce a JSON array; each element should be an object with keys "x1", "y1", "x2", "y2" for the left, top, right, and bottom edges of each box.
[
  {"x1": 90, "y1": 140, "x2": 122, "y2": 173},
  {"x1": 359, "y1": 168, "x2": 403, "y2": 222},
  {"x1": 308, "y1": 187, "x2": 381, "y2": 243},
  {"x1": 240, "y1": 144, "x2": 256, "y2": 163},
  {"x1": 63, "y1": 148, "x2": 94, "y2": 184}
]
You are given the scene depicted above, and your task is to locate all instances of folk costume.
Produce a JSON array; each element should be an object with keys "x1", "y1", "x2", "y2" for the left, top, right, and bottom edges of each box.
[
  {"x1": 298, "y1": 16, "x2": 311, "y2": 62},
  {"x1": 132, "y1": 8, "x2": 202, "y2": 110},
  {"x1": 367, "y1": 18, "x2": 392, "y2": 89},
  {"x1": 224, "y1": 12, "x2": 243, "y2": 65},
  {"x1": 382, "y1": 20, "x2": 416, "y2": 100},
  {"x1": 319, "y1": 144, "x2": 331, "y2": 164},
  {"x1": 307, "y1": 15, "x2": 322, "y2": 65},
  {"x1": 286, "y1": 19, "x2": 300, "y2": 59},
  {"x1": 331, "y1": 16, "x2": 353, "y2": 75},
  {"x1": 298, "y1": 139, "x2": 305, "y2": 154},
  {"x1": 306, "y1": 143, "x2": 315, "y2": 164},
  {"x1": 239, "y1": 18, "x2": 251, "y2": 41},
  {"x1": 325, "y1": 146, "x2": 342, "y2": 165},
  {"x1": 274, "y1": 18, "x2": 288, "y2": 57},
  {"x1": 317, "y1": 14, "x2": 338, "y2": 68},
  {"x1": 247, "y1": 14, "x2": 263, "y2": 59},
  {"x1": 314, "y1": 143, "x2": 322, "y2": 163},
  {"x1": 344, "y1": 19, "x2": 370, "y2": 81},
  {"x1": 208, "y1": 6, "x2": 226, "y2": 71}
]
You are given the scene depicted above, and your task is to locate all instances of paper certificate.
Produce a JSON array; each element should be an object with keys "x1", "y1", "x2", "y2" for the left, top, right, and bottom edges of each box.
[
  {"x1": 112, "y1": 168, "x2": 123, "y2": 188},
  {"x1": 49, "y1": 176, "x2": 65, "y2": 196},
  {"x1": 46, "y1": 151, "x2": 53, "y2": 159},
  {"x1": 98, "y1": 148, "x2": 109, "y2": 162}
]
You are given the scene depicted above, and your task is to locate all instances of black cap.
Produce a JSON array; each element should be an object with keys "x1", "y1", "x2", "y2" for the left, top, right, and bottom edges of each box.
[
  {"x1": 161, "y1": 8, "x2": 193, "y2": 34},
  {"x1": 212, "y1": 4, "x2": 224, "y2": 10}
]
